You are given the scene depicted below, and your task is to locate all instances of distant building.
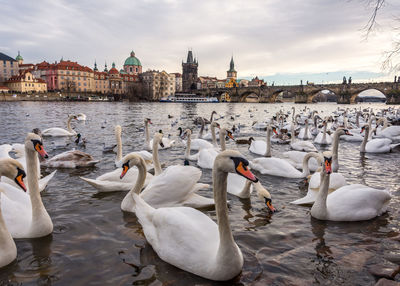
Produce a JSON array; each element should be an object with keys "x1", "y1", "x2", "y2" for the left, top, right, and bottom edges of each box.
[
  {"x1": 248, "y1": 76, "x2": 265, "y2": 87},
  {"x1": 182, "y1": 50, "x2": 198, "y2": 92},
  {"x1": 0, "y1": 52, "x2": 19, "y2": 84},
  {"x1": 225, "y1": 56, "x2": 238, "y2": 88},
  {"x1": 123, "y1": 51, "x2": 142, "y2": 75},
  {"x1": 238, "y1": 79, "x2": 249, "y2": 87},
  {"x1": 172, "y1": 73, "x2": 182, "y2": 92},
  {"x1": 6, "y1": 70, "x2": 47, "y2": 93},
  {"x1": 198, "y1": 76, "x2": 217, "y2": 89},
  {"x1": 141, "y1": 70, "x2": 175, "y2": 100}
]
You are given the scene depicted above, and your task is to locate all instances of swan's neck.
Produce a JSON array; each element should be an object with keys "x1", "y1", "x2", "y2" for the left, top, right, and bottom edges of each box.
[
  {"x1": 322, "y1": 123, "x2": 327, "y2": 141},
  {"x1": 25, "y1": 146, "x2": 52, "y2": 235},
  {"x1": 290, "y1": 123, "x2": 296, "y2": 144},
  {"x1": 265, "y1": 128, "x2": 271, "y2": 157},
  {"x1": 152, "y1": 139, "x2": 162, "y2": 176},
  {"x1": 343, "y1": 116, "x2": 348, "y2": 129},
  {"x1": 368, "y1": 115, "x2": 375, "y2": 138},
  {"x1": 311, "y1": 171, "x2": 330, "y2": 219},
  {"x1": 145, "y1": 122, "x2": 150, "y2": 150},
  {"x1": 0, "y1": 193, "x2": 15, "y2": 261},
  {"x1": 383, "y1": 118, "x2": 388, "y2": 130},
  {"x1": 300, "y1": 152, "x2": 319, "y2": 177},
  {"x1": 132, "y1": 161, "x2": 147, "y2": 195},
  {"x1": 219, "y1": 131, "x2": 226, "y2": 151},
  {"x1": 185, "y1": 133, "x2": 191, "y2": 158},
  {"x1": 360, "y1": 127, "x2": 369, "y2": 153},
  {"x1": 67, "y1": 117, "x2": 74, "y2": 133},
  {"x1": 331, "y1": 131, "x2": 340, "y2": 172},
  {"x1": 211, "y1": 124, "x2": 217, "y2": 147},
  {"x1": 116, "y1": 129, "x2": 122, "y2": 163},
  {"x1": 213, "y1": 169, "x2": 237, "y2": 260},
  {"x1": 198, "y1": 121, "x2": 205, "y2": 139},
  {"x1": 314, "y1": 116, "x2": 318, "y2": 128},
  {"x1": 210, "y1": 112, "x2": 215, "y2": 122},
  {"x1": 356, "y1": 112, "x2": 360, "y2": 127}
]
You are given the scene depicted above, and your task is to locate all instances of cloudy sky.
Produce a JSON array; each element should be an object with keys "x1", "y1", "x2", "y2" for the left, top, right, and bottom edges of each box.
[{"x1": 1, "y1": 0, "x2": 399, "y2": 84}]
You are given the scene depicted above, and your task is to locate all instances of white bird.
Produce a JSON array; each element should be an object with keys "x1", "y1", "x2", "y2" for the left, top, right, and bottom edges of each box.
[
  {"x1": 290, "y1": 122, "x2": 317, "y2": 152},
  {"x1": 123, "y1": 150, "x2": 261, "y2": 281},
  {"x1": 42, "y1": 115, "x2": 77, "y2": 137},
  {"x1": 41, "y1": 149, "x2": 99, "y2": 168},
  {"x1": 311, "y1": 151, "x2": 391, "y2": 221},
  {"x1": 249, "y1": 125, "x2": 276, "y2": 157},
  {"x1": 145, "y1": 118, "x2": 175, "y2": 150},
  {"x1": 1, "y1": 133, "x2": 53, "y2": 238},
  {"x1": 314, "y1": 120, "x2": 332, "y2": 145},
  {"x1": 76, "y1": 113, "x2": 87, "y2": 121},
  {"x1": 360, "y1": 125, "x2": 400, "y2": 153}
]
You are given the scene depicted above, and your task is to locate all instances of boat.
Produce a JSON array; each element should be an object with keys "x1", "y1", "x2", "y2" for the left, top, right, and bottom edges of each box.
[{"x1": 160, "y1": 93, "x2": 219, "y2": 103}]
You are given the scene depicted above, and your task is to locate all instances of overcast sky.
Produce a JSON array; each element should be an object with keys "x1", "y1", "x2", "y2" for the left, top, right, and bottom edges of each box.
[{"x1": 1, "y1": 0, "x2": 399, "y2": 84}]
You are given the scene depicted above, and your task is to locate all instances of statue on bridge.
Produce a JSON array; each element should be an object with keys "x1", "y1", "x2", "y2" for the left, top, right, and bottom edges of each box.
[
  {"x1": 342, "y1": 76, "x2": 347, "y2": 84},
  {"x1": 348, "y1": 77, "x2": 352, "y2": 84}
]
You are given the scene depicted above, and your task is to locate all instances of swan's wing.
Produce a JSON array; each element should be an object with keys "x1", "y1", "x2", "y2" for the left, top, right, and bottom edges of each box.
[
  {"x1": 140, "y1": 166, "x2": 202, "y2": 208},
  {"x1": 0, "y1": 182, "x2": 31, "y2": 207},
  {"x1": 251, "y1": 158, "x2": 302, "y2": 178},
  {"x1": 197, "y1": 148, "x2": 218, "y2": 169},
  {"x1": 227, "y1": 173, "x2": 251, "y2": 198},
  {"x1": 0, "y1": 144, "x2": 12, "y2": 159},
  {"x1": 290, "y1": 189, "x2": 319, "y2": 205},
  {"x1": 135, "y1": 195, "x2": 219, "y2": 274},
  {"x1": 366, "y1": 139, "x2": 392, "y2": 153},
  {"x1": 249, "y1": 140, "x2": 266, "y2": 155},
  {"x1": 80, "y1": 177, "x2": 133, "y2": 192},
  {"x1": 191, "y1": 139, "x2": 213, "y2": 150},
  {"x1": 42, "y1": 128, "x2": 73, "y2": 136}
]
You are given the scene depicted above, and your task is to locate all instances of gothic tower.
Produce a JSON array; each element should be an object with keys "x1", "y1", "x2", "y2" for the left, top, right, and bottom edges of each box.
[
  {"x1": 182, "y1": 50, "x2": 198, "y2": 92},
  {"x1": 227, "y1": 56, "x2": 237, "y2": 80}
]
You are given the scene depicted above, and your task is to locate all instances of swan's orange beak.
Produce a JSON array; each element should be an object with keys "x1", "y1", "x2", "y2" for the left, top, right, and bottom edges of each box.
[
  {"x1": 35, "y1": 142, "x2": 48, "y2": 159},
  {"x1": 120, "y1": 162, "x2": 129, "y2": 179},
  {"x1": 236, "y1": 161, "x2": 258, "y2": 182},
  {"x1": 227, "y1": 131, "x2": 234, "y2": 141},
  {"x1": 324, "y1": 159, "x2": 332, "y2": 174},
  {"x1": 273, "y1": 128, "x2": 278, "y2": 135},
  {"x1": 360, "y1": 127, "x2": 365, "y2": 134},
  {"x1": 265, "y1": 198, "x2": 276, "y2": 213},
  {"x1": 14, "y1": 170, "x2": 27, "y2": 192},
  {"x1": 344, "y1": 129, "x2": 353, "y2": 136}
]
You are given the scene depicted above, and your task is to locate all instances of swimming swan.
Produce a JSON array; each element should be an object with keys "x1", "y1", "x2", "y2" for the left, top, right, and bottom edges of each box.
[{"x1": 42, "y1": 115, "x2": 77, "y2": 137}]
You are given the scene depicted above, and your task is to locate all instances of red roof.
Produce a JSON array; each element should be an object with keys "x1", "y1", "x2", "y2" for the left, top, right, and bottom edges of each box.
[
  {"x1": 0, "y1": 86, "x2": 9, "y2": 90},
  {"x1": 35, "y1": 60, "x2": 93, "y2": 73},
  {"x1": 108, "y1": 68, "x2": 119, "y2": 75}
]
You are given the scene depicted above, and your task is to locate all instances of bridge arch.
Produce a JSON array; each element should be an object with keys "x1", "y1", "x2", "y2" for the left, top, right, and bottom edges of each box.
[
  {"x1": 240, "y1": 91, "x2": 259, "y2": 102},
  {"x1": 272, "y1": 89, "x2": 295, "y2": 102},
  {"x1": 353, "y1": 88, "x2": 387, "y2": 102},
  {"x1": 310, "y1": 89, "x2": 337, "y2": 102}
]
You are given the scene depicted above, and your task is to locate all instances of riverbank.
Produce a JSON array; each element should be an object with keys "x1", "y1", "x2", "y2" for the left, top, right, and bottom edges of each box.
[{"x1": 0, "y1": 92, "x2": 123, "y2": 102}]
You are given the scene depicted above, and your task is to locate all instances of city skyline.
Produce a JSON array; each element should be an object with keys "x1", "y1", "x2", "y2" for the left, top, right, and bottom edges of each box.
[{"x1": 1, "y1": 0, "x2": 399, "y2": 84}]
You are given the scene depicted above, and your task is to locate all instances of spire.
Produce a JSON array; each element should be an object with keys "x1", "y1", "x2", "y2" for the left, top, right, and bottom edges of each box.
[
  {"x1": 112, "y1": 62, "x2": 116, "y2": 69},
  {"x1": 187, "y1": 50, "x2": 194, "y2": 64},
  {"x1": 130, "y1": 50, "x2": 135, "y2": 57},
  {"x1": 94, "y1": 60, "x2": 98, "y2": 71},
  {"x1": 228, "y1": 55, "x2": 236, "y2": 72},
  {"x1": 104, "y1": 61, "x2": 108, "y2": 72}
]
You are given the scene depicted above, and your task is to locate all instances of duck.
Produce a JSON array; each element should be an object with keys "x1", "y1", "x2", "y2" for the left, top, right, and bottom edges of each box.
[
  {"x1": 311, "y1": 151, "x2": 391, "y2": 221},
  {"x1": 0, "y1": 158, "x2": 28, "y2": 268},
  {"x1": 122, "y1": 150, "x2": 262, "y2": 281},
  {"x1": 1, "y1": 133, "x2": 53, "y2": 238},
  {"x1": 235, "y1": 137, "x2": 254, "y2": 145},
  {"x1": 120, "y1": 133, "x2": 214, "y2": 211},
  {"x1": 42, "y1": 115, "x2": 77, "y2": 137}
]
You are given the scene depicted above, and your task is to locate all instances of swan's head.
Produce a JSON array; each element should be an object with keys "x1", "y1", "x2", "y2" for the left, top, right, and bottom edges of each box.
[
  {"x1": 68, "y1": 115, "x2": 77, "y2": 120},
  {"x1": 220, "y1": 128, "x2": 234, "y2": 141},
  {"x1": 32, "y1": 128, "x2": 42, "y2": 138},
  {"x1": 120, "y1": 154, "x2": 146, "y2": 179},
  {"x1": 254, "y1": 181, "x2": 276, "y2": 213},
  {"x1": 215, "y1": 150, "x2": 258, "y2": 183},
  {"x1": 25, "y1": 133, "x2": 48, "y2": 159},
  {"x1": 271, "y1": 126, "x2": 278, "y2": 135},
  {"x1": 153, "y1": 132, "x2": 164, "y2": 148},
  {"x1": 360, "y1": 124, "x2": 369, "y2": 134},
  {"x1": 322, "y1": 151, "x2": 332, "y2": 174},
  {"x1": 336, "y1": 128, "x2": 352, "y2": 137},
  {"x1": 248, "y1": 137, "x2": 255, "y2": 144},
  {"x1": 144, "y1": 118, "x2": 152, "y2": 124},
  {"x1": 182, "y1": 129, "x2": 192, "y2": 139},
  {"x1": 0, "y1": 158, "x2": 27, "y2": 192},
  {"x1": 177, "y1": 127, "x2": 183, "y2": 137}
]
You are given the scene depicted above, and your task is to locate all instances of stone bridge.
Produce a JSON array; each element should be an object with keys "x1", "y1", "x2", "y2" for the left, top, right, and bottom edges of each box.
[{"x1": 195, "y1": 81, "x2": 400, "y2": 104}]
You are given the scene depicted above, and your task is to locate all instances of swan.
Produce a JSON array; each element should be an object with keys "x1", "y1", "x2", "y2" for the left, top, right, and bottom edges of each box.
[
  {"x1": 360, "y1": 125, "x2": 400, "y2": 153},
  {"x1": 179, "y1": 127, "x2": 214, "y2": 151},
  {"x1": 249, "y1": 125, "x2": 275, "y2": 157},
  {"x1": 311, "y1": 151, "x2": 391, "y2": 221},
  {"x1": 290, "y1": 122, "x2": 317, "y2": 152},
  {"x1": 76, "y1": 113, "x2": 87, "y2": 121},
  {"x1": 193, "y1": 110, "x2": 217, "y2": 125},
  {"x1": 120, "y1": 133, "x2": 214, "y2": 211},
  {"x1": 125, "y1": 150, "x2": 260, "y2": 281},
  {"x1": 250, "y1": 151, "x2": 318, "y2": 178},
  {"x1": 298, "y1": 119, "x2": 312, "y2": 140},
  {"x1": 0, "y1": 144, "x2": 12, "y2": 158},
  {"x1": 182, "y1": 129, "x2": 201, "y2": 161},
  {"x1": 145, "y1": 118, "x2": 175, "y2": 150},
  {"x1": 42, "y1": 115, "x2": 77, "y2": 137},
  {"x1": 0, "y1": 159, "x2": 27, "y2": 268},
  {"x1": 314, "y1": 120, "x2": 332, "y2": 145},
  {"x1": 41, "y1": 149, "x2": 99, "y2": 168},
  {"x1": 290, "y1": 154, "x2": 347, "y2": 205},
  {"x1": 1, "y1": 133, "x2": 53, "y2": 238},
  {"x1": 197, "y1": 126, "x2": 233, "y2": 169},
  {"x1": 282, "y1": 150, "x2": 320, "y2": 172}
]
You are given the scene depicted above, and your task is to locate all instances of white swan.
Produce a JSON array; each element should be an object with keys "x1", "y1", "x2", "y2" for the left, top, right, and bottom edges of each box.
[
  {"x1": 1, "y1": 133, "x2": 53, "y2": 238},
  {"x1": 311, "y1": 151, "x2": 391, "y2": 221},
  {"x1": 250, "y1": 152, "x2": 318, "y2": 178},
  {"x1": 120, "y1": 133, "x2": 214, "y2": 211},
  {"x1": 197, "y1": 122, "x2": 225, "y2": 169},
  {"x1": 179, "y1": 127, "x2": 213, "y2": 151},
  {"x1": 298, "y1": 119, "x2": 312, "y2": 140},
  {"x1": 360, "y1": 125, "x2": 400, "y2": 153},
  {"x1": 42, "y1": 115, "x2": 77, "y2": 137},
  {"x1": 282, "y1": 150, "x2": 320, "y2": 172},
  {"x1": 76, "y1": 113, "x2": 87, "y2": 121},
  {"x1": 290, "y1": 122, "x2": 317, "y2": 152},
  {"x1": 182, "y1": 129, "x2": 201, "y2": 161},
  {"x1": 145, "y1": 118, "x2": 175, "y2": 150},
  {"x1": 80, "y1": 125, "x2": 154, "y2": 192},
  {"x1": 314, "y1": 120, "x2": 332, "y2": 145},
  {"x1": 249, "y1": 125, "x2": 274, "y2": 157},
  {"x1": 126, "y1": 150, "x2": 259, "y2": 281}
]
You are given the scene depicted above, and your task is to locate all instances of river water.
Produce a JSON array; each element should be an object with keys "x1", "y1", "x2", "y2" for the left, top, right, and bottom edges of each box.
[{"x1": 0, "y1": 101, "x2": 399, "y2": 286}]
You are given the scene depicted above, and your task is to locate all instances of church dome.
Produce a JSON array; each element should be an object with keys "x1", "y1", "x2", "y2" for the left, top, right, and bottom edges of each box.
[
  {"x1": 16, "y1": 51, "x2": 23, "y2": 61},
  {"x1": 109, "y1": 62, "x2": 119, "y2": 74},
  {"x1": 124, "y1": 51, "x2": 142, "y2": 66}
]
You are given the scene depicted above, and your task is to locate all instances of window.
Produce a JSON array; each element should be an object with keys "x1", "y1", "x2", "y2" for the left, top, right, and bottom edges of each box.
[
  {"x1": 136, "y1": 68, "x2": 138, "y2": 72},
  {"x1": 130, "y1": 67, "x2": 133, "y2": 72},
  {"x1": 78, "y1": 82, "x2": 81, "y2": 86},
  {"x1": 78, "y1": 77, "x2": 80, "y2": 80}
]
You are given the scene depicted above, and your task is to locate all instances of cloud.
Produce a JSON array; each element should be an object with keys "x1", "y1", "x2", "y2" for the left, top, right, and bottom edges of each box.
[{"x1": 1, "y1": 0, "x2": 399, "y2": 83}]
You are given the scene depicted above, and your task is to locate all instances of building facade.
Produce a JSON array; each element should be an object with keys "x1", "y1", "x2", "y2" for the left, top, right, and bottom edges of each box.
[
  {"x1": 141, "y1": 70, "x2": 176, "y2": 100},
  {"x1": 226, "y1": 56, "x2": 237, "y2": 80},
  {"x1": 248, "y1": 76, "x2": 265, "y2": 87},
  {"x1": 182, "y1": 50, "x2": 198, "y2": 92},
  {"x1": 7, "y1": 70, "x2": 47, "y2": 93},
  {"x1": 172, "y1": 73, "x2": 182, "y2": 92},
  {"x1": 0, "y1": 52, "x2": 19, "y2": 84},
  {"x1": 123, "y1": 51, "x2": 142, "y2": 75}
]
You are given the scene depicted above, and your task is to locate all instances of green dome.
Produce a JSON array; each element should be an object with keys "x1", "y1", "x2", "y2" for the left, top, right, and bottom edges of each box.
[
  {"x1": 124, "y1": 51, "x2": 142, "y2": 66},
  {"x1": 16, "y1": 51, "x2": 23, "y2": 61}
]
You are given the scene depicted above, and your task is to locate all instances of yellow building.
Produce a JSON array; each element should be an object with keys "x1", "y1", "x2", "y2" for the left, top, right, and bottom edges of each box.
[
  {"x1": 225, "y1": 77, "x2": 238, "y2": 88},
  {"x1": 7, "y1": 70, "x2": 47, "y2": 93},
  {"x1": 225, "y1": 56, "x2": 238, "y2": 88}
]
